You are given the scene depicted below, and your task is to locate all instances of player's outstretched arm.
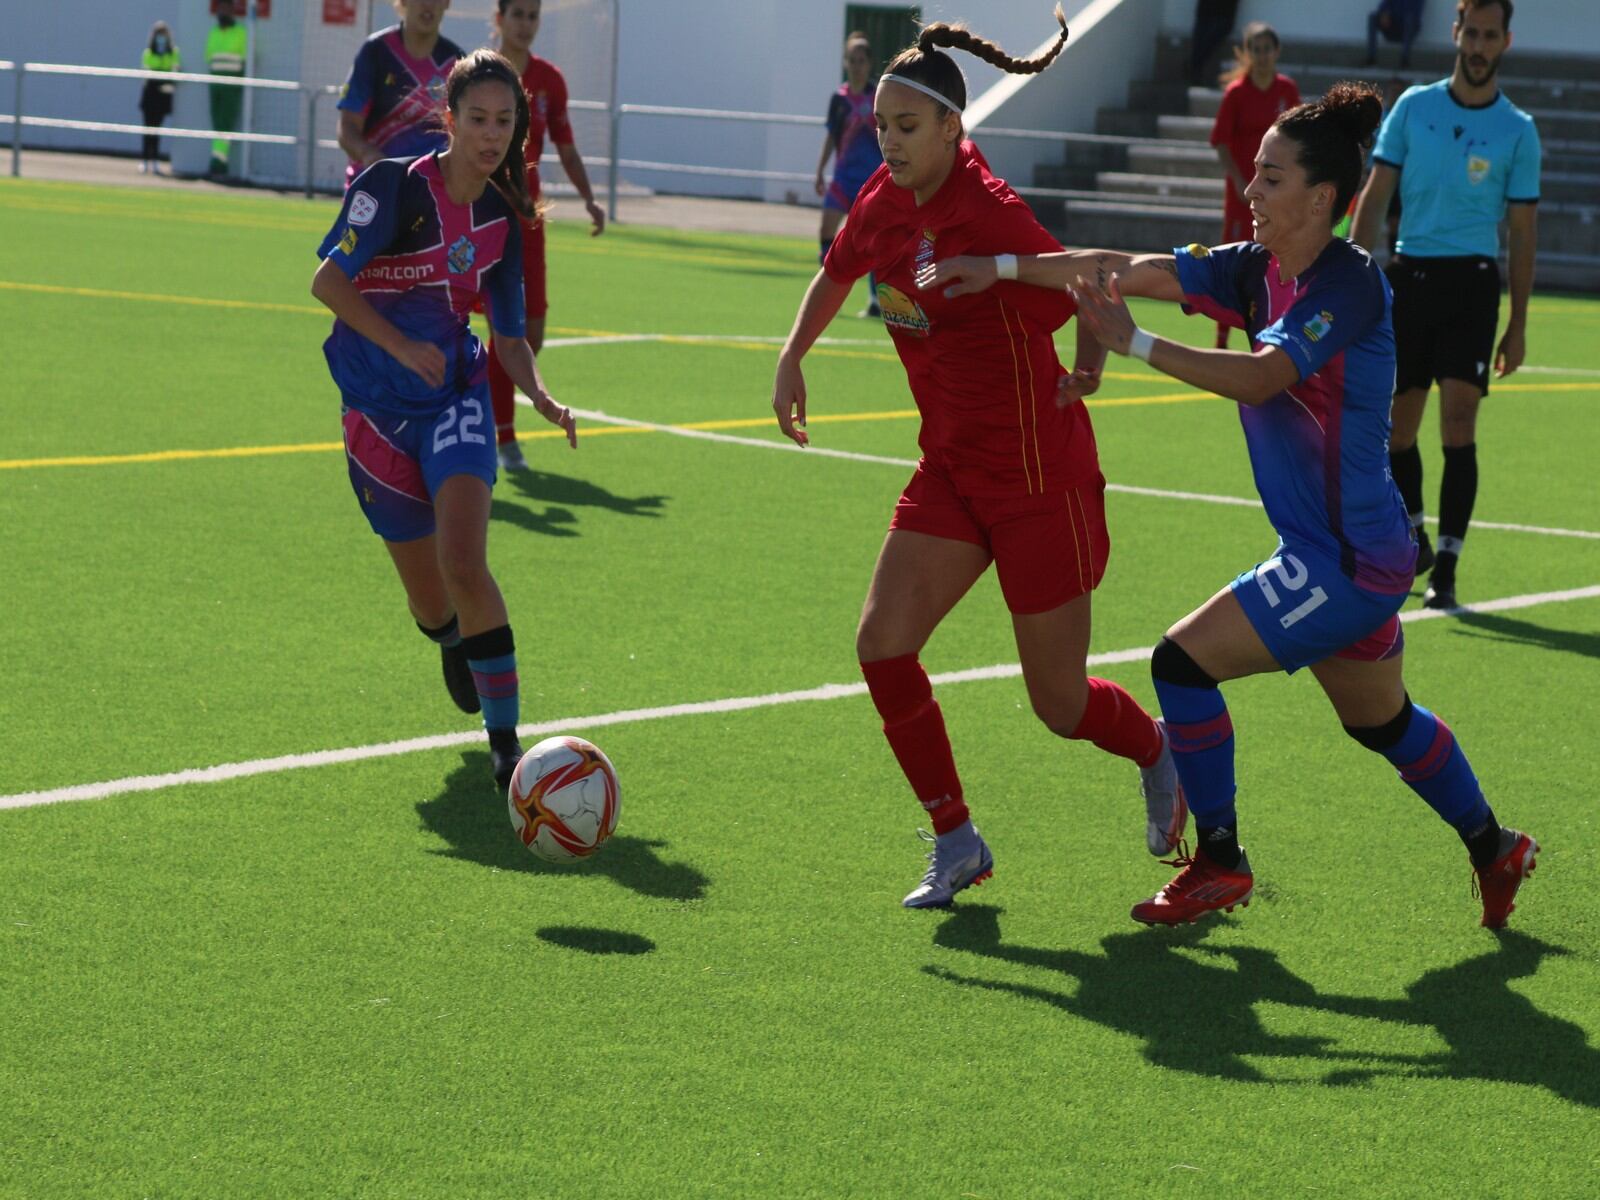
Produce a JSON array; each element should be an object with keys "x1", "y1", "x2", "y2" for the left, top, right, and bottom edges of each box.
[
  {"x1": 311, "y1": 258, "x2": 445, "y2": 389},
  {"x1": 556, "y1": 143, "x2": 605, "y2": 236},
  {"x1": 772, "y1": 269, "x2": 853, "y2": 447},
  {"x1": 917, "y1": 250, "x2": 1184, "y2": 303},
  {"x1": 495, "y1": 336, "x2": 577, "y2": 448},
  {"x1": 1074, "y1": 274, "x2": 1296, "y2": 406}
]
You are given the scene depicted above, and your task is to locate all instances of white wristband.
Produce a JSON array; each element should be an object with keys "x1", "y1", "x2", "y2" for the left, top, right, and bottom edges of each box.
[
  {"x1": 1128, "y1": 327, "x2": 1156, "y2": 362},
  {"x1": 994, "y1": 254, "x2": 1018, "y2": 281}
]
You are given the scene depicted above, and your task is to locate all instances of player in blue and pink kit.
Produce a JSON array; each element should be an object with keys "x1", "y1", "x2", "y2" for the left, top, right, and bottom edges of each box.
[
  {"x1": 313, "y1": 50, "x2": 577, "y2": 792},
  {"x1": 924, "y1": 83, "x2": 1537, "y2": 931},
  {"x1": 814, "y1": 31, "x2": 884, "y2": 316},
  {"x1": 336, "y1": 1, "x2": 463, "y2": 189}
]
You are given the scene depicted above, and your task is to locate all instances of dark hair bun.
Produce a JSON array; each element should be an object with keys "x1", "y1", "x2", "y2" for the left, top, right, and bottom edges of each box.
[{"x1": 1321, "y1": 81, "x2": 1384, "y2": 150}]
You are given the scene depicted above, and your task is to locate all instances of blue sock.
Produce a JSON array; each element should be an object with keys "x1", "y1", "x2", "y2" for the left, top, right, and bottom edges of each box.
[
  {"x1": 460, "y1": 625, "x2": 519, "y2": 733},
  {"x1": 1377, "y1": 704, "x2": 1490, "y2": 832},
  {"x1": 1152, "y1": 677, "x2": 1237, "y2": 833}
]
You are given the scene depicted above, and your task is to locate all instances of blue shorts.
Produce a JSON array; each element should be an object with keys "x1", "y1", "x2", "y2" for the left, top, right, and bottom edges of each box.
[
  {"x1": 824, "y1": 171, "x2": 873, "y2": 213},
  {"x1": 340, "y1": 385, "x2": 497, "y2": 542},
  {"x1": 1230, "y1": 542, "x2": 1407, "y2": 674}
]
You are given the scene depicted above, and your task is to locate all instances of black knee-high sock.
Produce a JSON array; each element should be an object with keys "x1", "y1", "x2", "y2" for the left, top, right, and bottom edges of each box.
[
  {"x1": 1437, "y1": 443, "x2": 1477, "y2": 543},
  {"x1": 820, "y1": 236, "x2": 834, "y2": 265},
  {"x1": 1390, "y1": 443, "x2": 1425, "y2": 525}
]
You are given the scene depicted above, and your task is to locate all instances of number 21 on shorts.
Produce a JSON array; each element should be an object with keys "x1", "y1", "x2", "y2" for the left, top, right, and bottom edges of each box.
[{"x1": 1255, "y1": 552, "x2": 1328, "y2": 630}]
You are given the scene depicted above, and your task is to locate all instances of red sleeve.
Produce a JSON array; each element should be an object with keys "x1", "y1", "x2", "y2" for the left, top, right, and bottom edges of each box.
[
  {"x1": 547, "y1": 65, "x2": 574, "y2": 146},
  {"x1": 1285, "y1": 78, "x2": 1301, "y2": 108},
  {"x1": 821, "y1": 175, "x2": 885, "y2": 283},
  {"x1": 1209, "y1": 87, "x2": 1236, "y2": 147},
  {"x1": 984, "y1": 193, "x2": 1076, "y2": 330}
]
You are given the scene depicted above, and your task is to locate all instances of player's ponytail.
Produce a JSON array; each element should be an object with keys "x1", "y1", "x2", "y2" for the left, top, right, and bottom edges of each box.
[
  {"x1": 445, "y1": 49, "x2": 543, "y2": 223},
  {"x1": 882, "y1": 4, "x2": 1068, "y2": 121},
  {"x1": 1274, "y1": 81, "x2": 1385, "y2": 225}
]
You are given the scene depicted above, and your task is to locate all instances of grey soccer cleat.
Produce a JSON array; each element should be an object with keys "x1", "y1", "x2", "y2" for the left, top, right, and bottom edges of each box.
[
  {"x1": 902, "y1": 822, "x2": 993, "y2": 909},
  {"x1": 1141, "y1": 720, "x2": 1189, "y2": 856}
]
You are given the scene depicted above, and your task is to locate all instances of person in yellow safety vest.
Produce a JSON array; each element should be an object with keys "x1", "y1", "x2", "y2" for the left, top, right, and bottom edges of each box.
[
  {"x1": 206, "y1": 0, "x2": 249, "y2": 177},
  {"x1": 139, "y1": 21, "x2": 181, "y2": 174}
]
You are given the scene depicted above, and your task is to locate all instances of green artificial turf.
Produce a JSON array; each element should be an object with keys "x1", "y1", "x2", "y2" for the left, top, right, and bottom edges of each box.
[{"x1": 1, "y1": 177, "x2": 1596, "y2": 1199}]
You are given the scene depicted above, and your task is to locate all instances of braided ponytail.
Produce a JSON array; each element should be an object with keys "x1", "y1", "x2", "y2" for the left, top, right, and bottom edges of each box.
[{"x1": 882, "y1": 4, "x2": 1068, "y2": 118}]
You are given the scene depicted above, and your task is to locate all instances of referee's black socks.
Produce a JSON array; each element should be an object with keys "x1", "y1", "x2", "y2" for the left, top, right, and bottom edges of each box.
[
  {"x1": 1435, "y1": 443, "x2": 1478, "y2": 582},
  {"x1": 1390, "y1": 443, "x2": 1425, "y2": 527}
]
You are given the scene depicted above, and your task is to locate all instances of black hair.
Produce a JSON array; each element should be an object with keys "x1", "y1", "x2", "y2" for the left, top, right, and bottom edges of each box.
[
  {"x1": 1457, "y1": 0, "x2": 1513, "y2": 30},
  {"x1": 1273, "y1": 81, "x2": 1385, "y2": 223},
  {"x1": 881, "y1": 3, "x2": 1069, "y2": 118},
  {"x1": 445, "y1": 50, "x2": 538, "y2": 221}
]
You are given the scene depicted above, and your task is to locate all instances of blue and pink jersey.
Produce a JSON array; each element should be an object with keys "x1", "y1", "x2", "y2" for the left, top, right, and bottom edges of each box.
[
  {"x1": 1176, "y1": 239, "x2": 1415, "y2": 595},
  {"x1": 825, "y1": 83, "x2": 882, "y2": 202},
  {"x1": 337, "y1": 26, "x2": 463, "y2": 187},
  {"x1": 317, "y1": 154, "x2": 525, "y2": 417}
]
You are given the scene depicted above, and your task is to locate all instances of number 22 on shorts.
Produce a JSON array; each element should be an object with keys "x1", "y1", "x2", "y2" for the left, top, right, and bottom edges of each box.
[
  {"x1": 433, "y1": 396, "x2": 488, "y2": 452},
  {"x1": 1255, "y1": 553, "x2": 1329, "y2": 630}
]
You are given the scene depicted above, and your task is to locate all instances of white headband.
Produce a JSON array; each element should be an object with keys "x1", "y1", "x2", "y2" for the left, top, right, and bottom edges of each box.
[{"x1": 879, "y1": 73, "x2": 964, "y2": 114}]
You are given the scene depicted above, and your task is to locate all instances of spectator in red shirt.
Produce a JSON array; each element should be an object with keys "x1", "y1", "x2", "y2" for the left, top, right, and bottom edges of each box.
[
  {"x1": 770, "y1": 6, "x2": 1184, "y2": 912},
  {"x1": 487, "y1": 0, "x2": 607, "y2": 472},
  {"x1": 1208, "y1": 22, "x2": 1299, "y2": 346}
]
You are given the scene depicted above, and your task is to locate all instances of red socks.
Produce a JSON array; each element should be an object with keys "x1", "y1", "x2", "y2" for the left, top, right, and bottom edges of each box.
[
  {"x1": 860, "y1": 655, "x2": 969, "y2": 835},
  {"x1": 486, "y1": 331, "x2": 517, "y2": 448},
  {"x1": 1068, "y1": 677, "x2": 1164, "y2": 768}
]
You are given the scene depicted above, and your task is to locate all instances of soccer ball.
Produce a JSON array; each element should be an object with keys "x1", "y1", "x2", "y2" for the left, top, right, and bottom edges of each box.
[{"x1": 507, "y1": 736, "x2": 621, "y2": 863}]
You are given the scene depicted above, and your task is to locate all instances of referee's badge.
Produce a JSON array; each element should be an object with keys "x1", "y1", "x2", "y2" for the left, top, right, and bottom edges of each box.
[{"x1": 1467, "y1": 155, "x2": 1491, "y2": 185}]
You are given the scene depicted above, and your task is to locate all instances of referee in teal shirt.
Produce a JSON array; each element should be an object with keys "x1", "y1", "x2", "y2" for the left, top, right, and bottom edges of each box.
[{"x1": 1352, "y1": 0, "x2": 1540, "y2": 610}]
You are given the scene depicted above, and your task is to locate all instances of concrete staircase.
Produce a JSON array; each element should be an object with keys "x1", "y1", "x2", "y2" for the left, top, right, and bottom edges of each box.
[{"x1": 1023, "y1": 35, "x2": 1600, "y2": 292}]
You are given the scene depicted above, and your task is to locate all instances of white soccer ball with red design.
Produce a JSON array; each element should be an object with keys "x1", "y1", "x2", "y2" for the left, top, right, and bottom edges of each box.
[{"x1": 507, "y1": 736, "x2": 621, "y2": 863}]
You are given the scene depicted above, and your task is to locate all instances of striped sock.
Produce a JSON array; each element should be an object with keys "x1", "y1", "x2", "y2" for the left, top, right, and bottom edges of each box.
[
  {"x1": 1152, "y1": 676, "x2": 1237, "y2": 834},
  {"x1": 1378, "y1": 703, "x2": 1490, "y2": 832},
  {"x1": 416, "y1": 614, "x2": 462, "y2": 649},
  {"x1": 460, "y1": 625, "x2": 519, "y2": 733}
]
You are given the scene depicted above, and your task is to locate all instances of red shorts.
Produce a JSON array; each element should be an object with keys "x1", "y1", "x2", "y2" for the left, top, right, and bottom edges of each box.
[
  {"x1": 1222, "y1": 194, "x2": 1252, "y2": 244},
  {"x1": 521, "y1": 212, "x2": 548, "y2": 319},
  {"x1": 890, "y1": 461, "x2": 1111, "y2": 615}
]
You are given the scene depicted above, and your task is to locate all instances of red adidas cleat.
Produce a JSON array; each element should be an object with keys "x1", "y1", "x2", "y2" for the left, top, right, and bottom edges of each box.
[
  {"x1": 1474, "y1": 829, "x2": 1539, "y2": 929},
  {"x1": 1132, "y1": 846, "x2": 1254, "y2": 926}
]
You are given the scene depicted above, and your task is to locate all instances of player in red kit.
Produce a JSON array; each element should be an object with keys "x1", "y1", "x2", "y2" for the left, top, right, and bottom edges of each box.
[
  {"x1": 1208, "y1": 22, "x2": 1298, "y2": 346},
  {"x1": 487, "y1": 0, "x2": 607, "y2": 471},
  {"x1": 771, "y1": 7, "x2": 1184, "y2": 910}
]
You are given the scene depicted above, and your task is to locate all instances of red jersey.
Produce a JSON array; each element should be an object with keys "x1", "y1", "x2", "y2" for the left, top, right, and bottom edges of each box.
[
  {"x1": 1210, "y1": 73, "x2": 1301, "y2": 208},
  {"x1": 824, "y1": 142, "x2": 1096, "y2": 499},
  {"x1": 518, "y1": 54, "x2": 574, "y2": 198}
]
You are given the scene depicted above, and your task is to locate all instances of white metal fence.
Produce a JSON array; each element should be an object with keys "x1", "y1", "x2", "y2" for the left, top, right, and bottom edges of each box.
[{"x1": 2, "y1": 59, "x2": 1180, "y2": 215}]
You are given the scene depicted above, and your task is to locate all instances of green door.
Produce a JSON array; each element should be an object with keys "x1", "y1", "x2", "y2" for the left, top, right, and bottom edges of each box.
[{"x1": 842, "y1": 5, "x2": 922, "y2": 79}]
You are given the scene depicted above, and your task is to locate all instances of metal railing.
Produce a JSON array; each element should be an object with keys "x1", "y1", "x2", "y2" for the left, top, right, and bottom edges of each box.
[
  {"x1": 4, "y1": 60, "x2": 303, "y2": 179},
  {"x1": 2, "y1": 63, "x2": 1197, "y2": 213}
]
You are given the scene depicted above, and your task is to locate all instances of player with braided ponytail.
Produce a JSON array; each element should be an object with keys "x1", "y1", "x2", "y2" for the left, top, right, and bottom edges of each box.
[
  {"x1": 923, "y1": 82, "x2": 1537, "y2": 931},
  {"x1": 773, "y1": 6, "x2": 1185, "y2": 912}
]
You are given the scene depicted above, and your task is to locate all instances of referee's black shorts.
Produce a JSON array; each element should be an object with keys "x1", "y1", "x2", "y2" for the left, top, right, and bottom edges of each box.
[{"x1": 1385, "y1": 254, "x2": 1501, "y2": 395}]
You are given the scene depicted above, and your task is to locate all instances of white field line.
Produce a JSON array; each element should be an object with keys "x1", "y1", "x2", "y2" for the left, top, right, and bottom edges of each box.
[
  {"x1": 554, "y1": 406, "x2": 1600, "y2": 541},
  {"x1": 3, "y1": 584, "x2": 1598, "y2": 815},
  {"x1": 1517, "y1": 365, "x2": 1600, "y2": 378}
]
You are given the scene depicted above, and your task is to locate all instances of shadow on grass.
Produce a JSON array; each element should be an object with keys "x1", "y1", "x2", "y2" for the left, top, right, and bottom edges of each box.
[
  {"x1": 416, "y1": 751, "x2": 709, "y2": 902},
  {"x1": 927, "y1": 906, "x2": 1598, "y2": 1106},
  {"x1": 490, "y1": 469, "x2": 668, "y2": 538},
  {"x1": 536, "y1": 926, "x2": 656, "y2": 955},
  {"x1": 1446, "y1": 610, "x2": 1600, "y2": 662}
]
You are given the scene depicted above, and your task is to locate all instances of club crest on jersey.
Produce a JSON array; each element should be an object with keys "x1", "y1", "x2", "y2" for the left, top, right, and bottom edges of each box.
[
  {"x1": 1302, "y1": 309, "x2": 1334, "y2": 343},
  {"x1": 1467, "y1": 154, "x2": 1491, "y2": 185},
  {"x1": 428, "y1": 76, "x2": 447, "y2": 103},
  {"x1": 535, "y1": 90, "x2": 549, "y2": 118},
  {"x1": 347, "y1": 190, "x2": 379, "y2": 226},
  {"x1": 914, "y1": 229, "x2": 937, "y2": 272},
  {"x1": 447, "y1": 235, "x2": 476, "y2": 275},
  {"x1": 875, "y1": 284, "x2": 930, "y2": 337}
]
